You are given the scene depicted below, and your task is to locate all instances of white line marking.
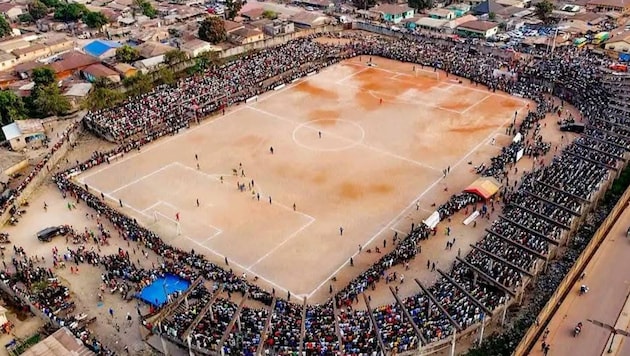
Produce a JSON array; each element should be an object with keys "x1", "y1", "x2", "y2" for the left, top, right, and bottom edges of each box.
[
  {"x1": 247, "y1": 216, "x2": 316, "y2": 269},
  {"x1": 306, "y1": 174, "x2": 444, "y2": 299},
  {"x1": 336, "y1": 67, "x2": 369, "y2": 84},
  {"x1": 249, "y1": 106, "x2": 441, "y2": 172},
  {"x1": 108, "y1": 163, "x2": 177, "y2": 194},
  {"x1": 461, "y1": 94, "x2": 492, "y2": 115}
]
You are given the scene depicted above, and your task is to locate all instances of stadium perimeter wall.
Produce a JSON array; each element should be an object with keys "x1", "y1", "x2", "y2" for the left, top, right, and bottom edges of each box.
[
  {"x1": 0, "y1": 120, "x2": 83, "y2": 226},
  {"x1": 513, "y1": 179, "x2": 630, "y2": 355}
]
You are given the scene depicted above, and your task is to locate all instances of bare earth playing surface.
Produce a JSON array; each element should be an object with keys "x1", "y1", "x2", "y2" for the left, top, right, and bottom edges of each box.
[{"x1": 77, "y1": 57, "x2": 527, "y2": 301}]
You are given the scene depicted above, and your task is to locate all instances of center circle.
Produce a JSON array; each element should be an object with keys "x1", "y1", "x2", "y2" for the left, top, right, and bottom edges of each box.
[{"x1": 292, "y1": 119, "x2": 365, "y2": 152}]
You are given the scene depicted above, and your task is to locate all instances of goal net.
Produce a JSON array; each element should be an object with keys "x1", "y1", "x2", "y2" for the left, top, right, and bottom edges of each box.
[
  {"x1": 413, "y1": 68, "x2": 440, "y2": 80},
  {"x1": 152, "y1": 211, "x2": 182, "y2": 237}
]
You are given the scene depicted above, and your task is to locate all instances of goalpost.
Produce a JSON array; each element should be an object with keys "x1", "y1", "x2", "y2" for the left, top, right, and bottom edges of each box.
[
  {"x1": 153, "y1": 211, "x2": 182, "y2": 236},
  {"x1": 413, "y1": 68, "x2": 440, "y2": 81}
]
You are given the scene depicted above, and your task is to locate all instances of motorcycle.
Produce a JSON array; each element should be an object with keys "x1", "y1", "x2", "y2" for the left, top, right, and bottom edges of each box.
[{"x1": 574, "y1": 322, "x2": 583, "y2": 337}]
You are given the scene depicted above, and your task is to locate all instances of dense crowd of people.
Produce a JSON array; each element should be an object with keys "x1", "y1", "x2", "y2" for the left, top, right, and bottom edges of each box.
[{"x1": 2, "y1": 28, "x2": 626, "y2": 355}]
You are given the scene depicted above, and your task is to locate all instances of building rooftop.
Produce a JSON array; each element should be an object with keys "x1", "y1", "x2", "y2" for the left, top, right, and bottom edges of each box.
[
  {"x1": 64, "y1": 82, "x2": 93, "y2": 97},
  {"x1": 371, "y1": 4, "x2": 413, "y2": 15},
  {"x1": 458, "y1": 20, "x2": 499, "y2": 31},
  {"x1": 50, "y1": 51, "x2": 99, "y2": 73},
  {"x1": 588, "y1": 0, "x2": 630, "y2": 7},
  {"x1": 83, "y1": 39, "x2": 121, "y2": 57},
  {"x1": 12, "y1": 43, "x2": 46, "y2": 57},
  {"x1": 22, "y1": 327, "x2": 94, "y2": 356}
]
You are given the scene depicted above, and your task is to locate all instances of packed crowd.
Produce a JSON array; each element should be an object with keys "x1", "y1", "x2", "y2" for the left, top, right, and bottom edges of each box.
[{"x1": 12, "y1": 31, "x2": 622, "y2": 355}]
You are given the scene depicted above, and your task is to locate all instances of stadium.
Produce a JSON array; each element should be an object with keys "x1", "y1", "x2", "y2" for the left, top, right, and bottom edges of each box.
[{"x1": 1, "y1": 24, "x2": 629, "y2": 356}]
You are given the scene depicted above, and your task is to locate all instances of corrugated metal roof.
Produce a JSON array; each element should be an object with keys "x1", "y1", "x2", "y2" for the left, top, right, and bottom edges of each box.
[{"x1": 1, "y1": 123, "x2": 20, "y2": 141}]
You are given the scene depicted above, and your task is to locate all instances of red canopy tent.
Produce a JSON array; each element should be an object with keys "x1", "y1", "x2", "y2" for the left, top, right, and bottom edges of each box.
[{"x1": 464, "y1": 177, "x2": 502, "y2": 200}]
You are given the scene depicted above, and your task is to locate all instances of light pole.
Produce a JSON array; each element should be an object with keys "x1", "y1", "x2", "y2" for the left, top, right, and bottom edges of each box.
[{"x1": 587, "y1": 319, "x2": 630, "y2": 353}]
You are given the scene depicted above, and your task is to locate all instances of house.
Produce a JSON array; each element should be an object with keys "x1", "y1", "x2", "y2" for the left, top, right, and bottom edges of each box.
[
  {"x1": 0, "y1": 3, "x2": 23, "y2": 21},
  {"x1": 605, "y1": 33, "x2": 630, "y2": 52},
  {"x1": 0, "y1": 51, "x2": 16, "y2": 70},
  {"x1": 495, "y1": 0, "x2": 527, "y2": 6},
  {"x1": 457, "y1": 20, "x2": 499, "y2": 37},
  {"x1": 241, "y1": 7, "x2": 265, "y2": 21},
  {"x1": 587, "y1": 0, "x2": 630, "y2": 13},
  {"x1": 50, "y1": 51, "x2": 99, "y2": 79},
  {"x1": 370, "y1": 4, "x2": 415, "y2": 23},
  {"x1": 448, "y1": 3, "x2": 472, "y2": 16},
  {"x1": 1, "y1": 120, "x2": 46, "y2": 151},
  {"x1": 289, "y1": 11, "x2": 331, "y2": 28},
  {"x1": 43, "y1": 36, "x2": 73, "y2": 54},
  {"x1": 136, "y1": 41, "x2": 175, "y2": 59},
  {"x1": 416, "y1": 17, "x2": 448, "y2": 32},
  {"x1": 113, "y1": 62, "x2": 137, "y2": 78},
  {"x1": 22, "y1": 328, "x2": 95, "y2": 356},
  {"x1": 229, "y1": 27, "x2": 264, "y2": 45},
  {"x1": 82, "y1": 63, "x2": 120, "y2": 83},
  {"x1": 64, "y1": 82, "x2": 92, "y2": 107},
  {"x1": 223, "y1": 19, "x2": 245, "y2": 33},
  {"x1": 429, "y1": 9, "x2": 456, "y2": 20},
  {"x1": 12, "y1": 44, "x2": 49, "y2": 62},
  {"x1": 445, "y1": 14, "x2": 478, "y2": 31},
  {"x1": 133, "y1": 55, "x2": 165, "y2": 73},
  {"x1": 83, "y1": 39, "x2": 122, "y2": 60},
  {"x1": 263, "y1": 19, "x2": 295, "y2": 36},
  {"x1": 180, "y1": 39, "x2": 216, "y2": 57}
]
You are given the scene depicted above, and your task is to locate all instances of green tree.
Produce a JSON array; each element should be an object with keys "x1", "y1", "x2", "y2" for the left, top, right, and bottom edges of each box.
[
  {"x1": 115, "y1": 45, "x2": 140, "y2": 63},
  {"x1": 408, "y1": 0, "x2": 433, "y2": 10},
  {"x1": 123, "y1": 72, "x2": 152, "y2": 97},
  {"x1": 351, "y1": 0, "x2": 376, "y2": 10},
  {"x1": 29, "y1": 0, "x2": 49, "y2": 20},
  {"x1": 54, "y1": 3, "x2": 87, "y2": 22},
  {"x1": 32, "y1": 67, "x2": 56, "y2": 88},
  {"x1": 84, "y1": 78, "x2": 123, "y2": 110},
  {"x1": 224, "y1": 0, "x2": 243, "y2": 20},
  {"x1": 30, "y1": 84, "x2": 70, "y2": 117},
  {"x1": 157, "y1": 67, "x2": 175, "y2": 85},
  {"x1": 83, "y1": 11, "x2": 108, "y2": 28},
  {"x1": 488, "y1": 12, "x2": 496, "y2": 20},
  {"x1": 198, "y1": 17, "x2": 227, "y2": 44},
  {"x1": 18, "y1": 13, "x2": 35, "y2": 23},
  {"x1": 0, "y1": 90, "x2": 26, "y2": 127},
  {"x1": 164, "y1": 49, "x2": 188, "y2": 66},
  {"x1": 0, "y1": 15, "x2": 11, "y2": 38},
  {"x1": 136, "y1": 0, "x2": 157, "y2": 18},
  {"x1": 40, "y1": 0, "x2": 60, "y2": 8},
  {"x1": 262, "y1": 10, "x2": 277, "y2": 20},
  {"x1": 535, "y1": 0, "x2": 554, "y2": 23}
]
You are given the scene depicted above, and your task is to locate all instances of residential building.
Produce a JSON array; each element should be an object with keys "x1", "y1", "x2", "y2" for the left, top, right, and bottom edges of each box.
[
  {"x1": 82, "y1": 63, "x2": 121, "y2": 82},
  {"x1": 457, "y1": 20, "x2": 499, "y2": 37},
  {"x1": 416, "y1": 17, "x2": 448, "y2": 32},
  {"x1": 50, "y1": 51, "x2": 99, "y2": 79},
  {"x1": 64, "y1": 82, "x2": 92, "y2": 107},
  {"x1": 12, "y1": 44, "x2": 49, "y2": 62},
  {"x1": 370, "y1": 4, "x2": 415, "y2": 23},
  {"x1": 136, "y1": 41, "x2": 176, "y2": 59},
  {"x1": 241, "y1": 7, "x2": 265, "y2": 21},
  {"x1": 224, "y1": 19, "x2": 245, "y2": 33},
  {"x1": 180, "y1": 38, "x2": 216, "y2": 57},
  {"x1": 289, "y1": 11, "x2": 331, "y2": 28},
  {"x1": 83, "y1": 39, "x2": 122, "y2": 60},
  {"x1": 0, "y1": 3, "x2": 23, "y2": 21},
  {"x1": 472, "y1": 0, "x2": 506, "y2": 15},
  {"x1": 429, "y1": 9, "x2": 456, "y2": 20},
  {"x1": 113, "y1": 62, "x2": 138, "y2": 78},
  {"x1": 0, "y1": 51, "x2": 16, "y2": 70},
  {"x1": 605, "y1": 33, "x2": 630, "y2": 52},
  {"x1": 133, "y1": 55, "x2": 165, "y2": 73},
  {"x1": 263, "y1": 19, "x2": 295, "y2": 36},
  {"x1": 448, "y1": 3, "x2": 472, "y2": 16},
  {"x1": 587, "y1": 0, "x2": 630, "y2": 12},
  {"x1": 292, "y1": 0, "x2": 334, "y2": 9},
  {"x1": 229, "y1": 27, "x2": 265, "y2": 45},
  {"x1": 1, "y1": 120, "x2": 46, "y2": 151}
]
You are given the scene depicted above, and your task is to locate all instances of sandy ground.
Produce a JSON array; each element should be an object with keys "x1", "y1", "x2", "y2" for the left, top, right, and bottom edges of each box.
[
  {"x1": 530, "y1": 204, "x2": 630, "y2": 356},
  {"x1": 0, "y1": 57, "x2": 581, "y2": 354},
  {"x1": 76, "y1": 57, "x2": 528, "y2": 301}
]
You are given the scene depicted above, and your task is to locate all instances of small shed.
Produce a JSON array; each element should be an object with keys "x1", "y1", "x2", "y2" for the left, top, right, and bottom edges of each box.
[{"x1": 1, "y1": 120, "x2": 46, "y2": 151}]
